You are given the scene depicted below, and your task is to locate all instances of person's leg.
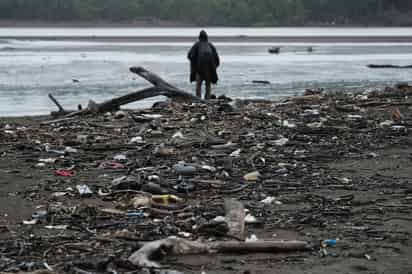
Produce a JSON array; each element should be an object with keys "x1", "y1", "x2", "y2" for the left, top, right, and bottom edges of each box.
[
  {"x1": 205, "y1": 81, "x2": 211, "y2": 99},
  {"x1": 204, "y1": 67, "x2": 212, "y2": 100},
  {"x1": 196, "y1": 74, "x2": 202, "y2": 98}
]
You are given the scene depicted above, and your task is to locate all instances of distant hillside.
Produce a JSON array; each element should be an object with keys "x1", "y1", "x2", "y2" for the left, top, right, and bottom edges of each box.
[{"x1": 0, "y1": 0, "x2": 411, "y2": 26}]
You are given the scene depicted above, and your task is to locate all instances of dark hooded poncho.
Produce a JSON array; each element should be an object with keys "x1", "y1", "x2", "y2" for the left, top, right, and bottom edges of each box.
[{"x1": 188, "y1": 30, "x2": 220, "y2": 84}]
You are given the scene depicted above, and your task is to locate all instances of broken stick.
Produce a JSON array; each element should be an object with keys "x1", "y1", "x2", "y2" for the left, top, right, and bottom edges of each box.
[
  {"x1": 211, "y1": 240, "x2": 309, "y2": 253},
  {"x1": 225, "y1": 199, "x2": 245, "y2": 241},
  {"x1": 48, "y1": 94, "x2": 65, "y2": 112}
]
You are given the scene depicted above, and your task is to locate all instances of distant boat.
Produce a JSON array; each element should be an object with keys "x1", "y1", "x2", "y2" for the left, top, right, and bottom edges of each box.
[{"x1": 268, "y1": 47, "x2": 280, "y2": 54}]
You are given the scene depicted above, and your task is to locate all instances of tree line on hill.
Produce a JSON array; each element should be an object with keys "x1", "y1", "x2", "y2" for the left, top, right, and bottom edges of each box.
[{"x1": 0, "y1": 0, "x2": 411, "y2": 26}]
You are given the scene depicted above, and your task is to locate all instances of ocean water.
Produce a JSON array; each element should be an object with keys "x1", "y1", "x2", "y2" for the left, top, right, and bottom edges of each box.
[{"x1": 0, "y1": 27, "x2": 412, "y2": 116}]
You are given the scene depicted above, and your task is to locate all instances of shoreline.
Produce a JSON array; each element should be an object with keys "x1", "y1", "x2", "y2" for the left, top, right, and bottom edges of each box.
[
  {"x1": 2, "y1": 35, "x2": 412, "y2": 43},
  {"x1": 0, "y1": 20, "x2": 411, "y2": 28},
  {"x1": 0, "y1": 20, "x2": 195, "y2": 28}
]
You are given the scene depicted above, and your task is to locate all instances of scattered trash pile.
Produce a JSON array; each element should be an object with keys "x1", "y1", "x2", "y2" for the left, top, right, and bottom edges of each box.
[{"x1": 1, "y1": 83, "x2": 412, "y2": 273}]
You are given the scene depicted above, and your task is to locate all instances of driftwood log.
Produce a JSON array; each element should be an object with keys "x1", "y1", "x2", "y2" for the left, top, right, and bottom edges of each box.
[
  {"x1": 48, "y1": 67, "x2": 204, "y2": 117},
  {"x1": 367, "y1": 64, "x2": 412, "y2": 69},
  {"x1": 91, "y1": 67, "x2": 204, "y2": 113},
  {"x1": 128, "y1": 236, "x2": 309, "y2": 268}
]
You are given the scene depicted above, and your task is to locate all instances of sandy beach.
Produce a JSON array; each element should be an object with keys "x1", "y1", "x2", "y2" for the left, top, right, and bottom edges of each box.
[{"x1": 1, "y1": 84, "x2": 412, "y2": 273}]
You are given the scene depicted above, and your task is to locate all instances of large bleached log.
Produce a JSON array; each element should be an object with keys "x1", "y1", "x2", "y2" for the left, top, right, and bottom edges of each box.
[
  {"x1": 128, "y1": 236, "x2": 309, "y2": 268},
  {"x1": 128, "y1": 237, "x2": 209, "y2": 268}
]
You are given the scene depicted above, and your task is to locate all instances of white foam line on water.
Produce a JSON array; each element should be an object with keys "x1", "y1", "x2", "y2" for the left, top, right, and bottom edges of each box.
[
  {"x1": 4, "y1": 39, "x2": 412, "y2": 49},
  {"x1": 1, "y1": 27, "x2": 412, "y2": 37}
]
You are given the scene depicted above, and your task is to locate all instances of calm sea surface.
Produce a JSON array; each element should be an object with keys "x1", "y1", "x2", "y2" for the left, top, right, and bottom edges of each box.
[{"x1": 0, "y1": 27, "x2": 412, "y2": 116}]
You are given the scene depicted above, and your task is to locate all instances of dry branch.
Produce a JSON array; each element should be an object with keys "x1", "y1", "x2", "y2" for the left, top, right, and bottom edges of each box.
[{"x1": 52, "y1": 67, "x2": 204, "y2": 118}]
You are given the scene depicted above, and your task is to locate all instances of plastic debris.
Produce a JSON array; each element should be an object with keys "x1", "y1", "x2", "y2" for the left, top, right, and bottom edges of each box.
[
  {"x1": 152, "y1": 194, "x2": 184, "y2": 206},
  {"x1": 243, "y1": 171, "x2": 261, "y2": 181},
  {"x1": 230, "y1": 149, "x2": 241, "y2": 157},
  {"x1": 172, "y1": 131, "x2": 184, "y2": 139},
  {"x1": 32, "y1": 210, "x2": 47, "y2": 220},
  {"x1": 39, "y1": 158, "x2": 57, "y2": 164},
  {"x1": 321, "y1": 239, "x2": 338, "y2": 247},
  {"x1": 113, "y1": 154, "x2": 127, "y2": 161},
  {"x1": 99, "y1": 161, "x2": 125, "y2": 169},
  {"x1": 126, "y1": 211, "x2": 146, "y2": 218},
  {"x1": 45, "y1": 225, "x2": 68, "y2": 230},
  {"x1": 246, "y1": 234, "x2": 259, "y2": 242},
  {"x1": 380, "y1": 120, "x2": 394, "y2": 127},
  {"x1": 129, "y1": 136, "x2": 144, "y2": 144},
  {"x1": 274, "y1": 137, "x2": 289, "y2": 146},
  {"x1": 22, "y1": 220, "x2": 38, "y2": 225},
  {"x1": 65, "y1": 146, "x2": 78, "y2": 153},
  {"x1": 213, "y1": 216, "x2": 226, "y2": 223},
  {"x1": 173, "y1": 162, "x2": 197, "y2": 176},
  {"x1": 260, "y1": 197, "x2": 276, "y2": 204},
  {"x1": 282, "y1": 120, "x2": 296, "y2": 128},
  {"x1": 55, "y1": 169, "x2": 75, "y2": 177},
  {"x1": 76, "y1": 184, "x2": 93, "y2": 196},
  {"x1": 245, "y1": 214, "x2": 258, "y2": 224},
  {"x1": 130, "y1": 194, "x2": 152, "y2": 208}
]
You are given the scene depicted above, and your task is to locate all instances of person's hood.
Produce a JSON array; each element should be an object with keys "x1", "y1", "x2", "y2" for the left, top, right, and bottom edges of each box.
[{"x1": 199, "y1": 30, "x2": 208, "y2": 42}]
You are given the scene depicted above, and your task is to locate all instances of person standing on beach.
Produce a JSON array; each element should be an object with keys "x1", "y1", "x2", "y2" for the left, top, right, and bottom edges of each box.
[{"x1": 188, "y1": 30, "x2": 220, "y2": 99}]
